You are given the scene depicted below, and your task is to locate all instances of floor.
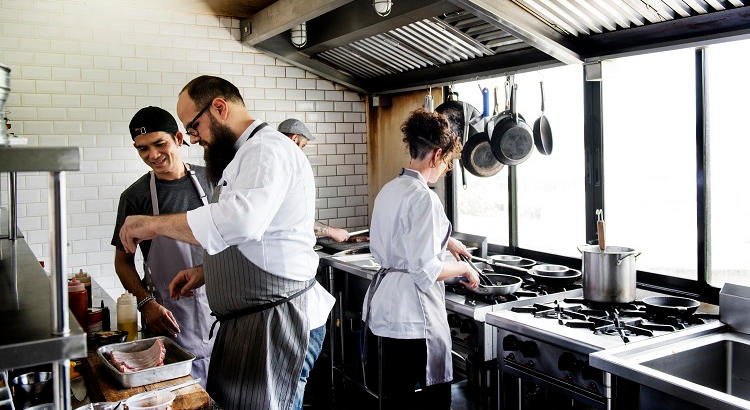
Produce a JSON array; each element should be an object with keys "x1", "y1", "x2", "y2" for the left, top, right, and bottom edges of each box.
[{"x1": 304, "y1": 370, "x2": 491, "y2": 410}]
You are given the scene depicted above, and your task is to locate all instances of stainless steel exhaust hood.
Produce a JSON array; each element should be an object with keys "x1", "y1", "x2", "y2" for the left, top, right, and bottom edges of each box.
[{"x1": 243, "y1": 0, "x2": 749, "y2": 94}]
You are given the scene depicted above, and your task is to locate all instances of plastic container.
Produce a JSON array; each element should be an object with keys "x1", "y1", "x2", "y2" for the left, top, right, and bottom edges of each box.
[
  {"x1": 74, "y1": 402, "x2": 118, "y2": 410},
  {"x1": 87, "y1": 307, "x2": 103, "y2": 333},
  {"x1": 73, "y1": 269, "x2": 92, "y2": 307},
  {"x1": 68, "y1": 278, "x2": 88, "y2": 329},
  {"x1": 116, "y1": 292, "x2": 138, "y2": 342},
  {"x1": 125, "y1": 390, "x2": 175, "y2": 410}
]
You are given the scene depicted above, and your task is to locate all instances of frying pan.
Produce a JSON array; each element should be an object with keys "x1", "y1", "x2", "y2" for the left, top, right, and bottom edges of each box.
[
  {"x1": 458, "y1": 255, "x2": 523, "y2": 296},
  {"x1": 527, "y1": 265, "x2": 581, "y2": 287},
  {"x1": 642, "y1": 296, "x2": 700, "y2": 317},
  {"x1": 461, "y1": 131, "x2": 503, "y2": 177},
  {"x1": 532, "y1": 81, "x2": 553, "y2": 155},
  {"x1": 489, "y1": 84, "x2": 533, "y2": 166},
  {"x1": 470, "y1": 255, "x2": 535, "y2": 274}
]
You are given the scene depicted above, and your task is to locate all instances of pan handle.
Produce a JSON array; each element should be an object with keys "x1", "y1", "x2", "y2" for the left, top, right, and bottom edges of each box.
[
  {"x1": 540, "y1": 81, "x2": 545, "y2": 113},
  {"x1": 616, "y1": 251, "x2": 641, "y2": 265},
  {"x1": 470, "y1": 255, "x2": 529, "y2": 274},
  {"x1": 459, "y1": 159, "x2": 467, "y2": 189}
]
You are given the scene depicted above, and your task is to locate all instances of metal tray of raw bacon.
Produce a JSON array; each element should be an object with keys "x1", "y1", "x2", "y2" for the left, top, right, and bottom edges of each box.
[{"x1": 96, "y1": 336, "x2": 195, "y2": 388}]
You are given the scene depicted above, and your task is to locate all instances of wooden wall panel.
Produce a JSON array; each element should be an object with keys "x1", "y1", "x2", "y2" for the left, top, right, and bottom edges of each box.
[{"x1": 366, "y1": 88, "x2": 443, "y2": 222}]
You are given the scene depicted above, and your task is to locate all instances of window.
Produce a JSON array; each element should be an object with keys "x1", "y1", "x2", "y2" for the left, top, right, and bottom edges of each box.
[
  {"x1": 706, "y1": 39, "x2": 750, "y2": 287},
  {"x1": 453, "y1": 64, "x2": 584, "y2": 252},
  {"x1": 453, "y1": 167, "x2": 509, "y2": 245},
  {"x1": 515, "y1": 65, "x2": 585, "y2": 256},
  {"x1": 602, "y1": 49, "x2": 696, "y2": 279}
]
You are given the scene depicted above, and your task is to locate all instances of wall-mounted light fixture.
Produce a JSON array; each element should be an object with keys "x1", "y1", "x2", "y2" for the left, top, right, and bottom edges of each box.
[
  {"x1": 373, "y1": 0, "x2": 393, "y2": 17},
  {"x1": 290, "y1": 22, "x2": 307, "y2": 48}
]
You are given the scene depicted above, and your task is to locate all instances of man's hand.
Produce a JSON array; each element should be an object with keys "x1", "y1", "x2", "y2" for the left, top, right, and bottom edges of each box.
[
  {"x1": 328, "y1": 227, "x2": 350, "y2": 242},
  {"x1": 142, "y1": 301, "x2": 180, "y2": 337},
  {"x1": 169, "y1": 265, "x2": 205, "y2": 300},
  {"x1": 119, "y1": 215, "x2": 158, "y2": 254},
  {"x1": 447, "y1": 237, "x2": 471, "y2": 261}
]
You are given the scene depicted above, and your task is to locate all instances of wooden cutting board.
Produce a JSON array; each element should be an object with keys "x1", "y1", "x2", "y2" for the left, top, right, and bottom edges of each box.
[{"x1": 83, "y1": 352, "x2": 210, "y2": 409}]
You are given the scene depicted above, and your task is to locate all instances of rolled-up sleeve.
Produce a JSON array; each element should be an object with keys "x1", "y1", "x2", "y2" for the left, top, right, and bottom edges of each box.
[
  {"x1": 186, "y1": 139, "x2": 291, "y2": 255},
  {"x1": 403, "y1": 192, "x2": 444, "y2": 292}
]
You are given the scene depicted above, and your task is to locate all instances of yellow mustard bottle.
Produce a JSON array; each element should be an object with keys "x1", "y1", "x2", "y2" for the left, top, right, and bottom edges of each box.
[{"x1": 116, "y1": 292, "x2": 138, "y2": 341}]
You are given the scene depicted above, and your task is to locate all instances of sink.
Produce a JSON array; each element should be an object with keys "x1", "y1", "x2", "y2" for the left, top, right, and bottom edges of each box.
[
  {"x1": 641, "y1": 340, "x2": 750, "y2": 401},
  {"x1": 589, "y1": 322, "x2": 750, "y2": 410}
]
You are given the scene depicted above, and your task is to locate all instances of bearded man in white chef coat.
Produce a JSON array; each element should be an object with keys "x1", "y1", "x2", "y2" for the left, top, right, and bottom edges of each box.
[
  {"x1": 278, "y1": 118, "x2": 351, "y2": 243},
  {"x1": 118, "y1": 75, "x2": 335, "y2": 410}
]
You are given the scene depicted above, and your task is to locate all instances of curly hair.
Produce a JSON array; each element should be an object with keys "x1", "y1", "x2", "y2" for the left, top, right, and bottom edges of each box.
[{"x1": 401, "y1": 109, "x2": 462, "y2": 169}]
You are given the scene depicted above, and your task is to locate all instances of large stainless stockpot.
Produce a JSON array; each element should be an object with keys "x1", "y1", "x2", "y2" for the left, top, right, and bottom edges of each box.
[{"x1": 578, "y1": 245, "x2": 641, "y2": 303}]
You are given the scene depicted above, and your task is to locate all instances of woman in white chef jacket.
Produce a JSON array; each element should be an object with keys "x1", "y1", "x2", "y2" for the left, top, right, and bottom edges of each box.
[{"x1": 363, "y1": 109, "x2": 480, "y2": 409}]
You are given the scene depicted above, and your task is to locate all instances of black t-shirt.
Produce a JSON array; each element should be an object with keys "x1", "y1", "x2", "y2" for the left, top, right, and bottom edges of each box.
[{"x1": 111, "y1": 165, "x2": 214, "y2": 261}]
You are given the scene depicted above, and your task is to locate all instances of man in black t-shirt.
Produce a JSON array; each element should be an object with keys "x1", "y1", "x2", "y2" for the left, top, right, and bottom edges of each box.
[{"x1": 111, "y1": 106, "x2": 214, "y2": 383}]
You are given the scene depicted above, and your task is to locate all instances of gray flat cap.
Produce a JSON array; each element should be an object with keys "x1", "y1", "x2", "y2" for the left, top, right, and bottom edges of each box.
[{"x1": 278, "y1": 118, "x2": 315, "y2": 141}]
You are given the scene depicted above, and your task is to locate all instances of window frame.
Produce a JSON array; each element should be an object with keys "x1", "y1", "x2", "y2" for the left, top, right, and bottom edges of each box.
[{"x1": 448, "y1": 47, "x2": 721, "y2": 304}]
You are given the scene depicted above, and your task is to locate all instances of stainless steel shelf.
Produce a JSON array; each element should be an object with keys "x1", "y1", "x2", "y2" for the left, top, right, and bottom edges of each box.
[
  {"x1": 0, "y1": 237, "x2": 87, "y2": 370},
  {"x1": 0, "y1": 147, "x2": 80, "y2": 172}
]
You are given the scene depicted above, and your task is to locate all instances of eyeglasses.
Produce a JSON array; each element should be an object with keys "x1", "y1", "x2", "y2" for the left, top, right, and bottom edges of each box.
[{"x1": 185, "y1": 102, "x2": 212, "y2": 137}]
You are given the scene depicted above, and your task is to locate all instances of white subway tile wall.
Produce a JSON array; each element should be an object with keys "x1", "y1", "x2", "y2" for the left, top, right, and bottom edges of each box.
[{"x1": 0, "y1": 0, "x2": 368, "y2": 299}]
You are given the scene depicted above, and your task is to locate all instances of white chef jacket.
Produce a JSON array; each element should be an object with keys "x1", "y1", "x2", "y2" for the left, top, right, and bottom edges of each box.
[
  {"x1": 187, "y1": 120, "x2": 334, "y2": 328},
  {"x1": 364, "y1": 169, "x2": 452, "y2": 339}
]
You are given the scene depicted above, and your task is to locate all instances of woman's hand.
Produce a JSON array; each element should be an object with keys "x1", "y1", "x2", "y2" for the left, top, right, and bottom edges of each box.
[
  {"x1": 447, "y1": 237, "x2": 471, "y2": 261},
  {"x1": 460, "y1": 261, "x2": 480, "y2": 289}
]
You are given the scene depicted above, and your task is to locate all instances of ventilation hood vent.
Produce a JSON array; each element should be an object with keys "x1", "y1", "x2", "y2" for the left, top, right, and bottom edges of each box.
[{"x1": 244, "y1": 0, "x2": 750, "y2": 94}]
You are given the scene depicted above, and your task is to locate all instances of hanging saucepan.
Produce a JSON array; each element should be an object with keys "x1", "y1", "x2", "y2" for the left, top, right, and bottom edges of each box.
[
  {"x1": 532, "y1": 81, "x2": 553, "y2": 155},
  {"x1": 461, "y1": 131, "x2": 503, "y2": 177},
  {"x1": 642, "y1": 296, "x2": 700, "y2": 317},
  {"x1": 489, "y1": 84, "x2": 534, "y2": 166}
]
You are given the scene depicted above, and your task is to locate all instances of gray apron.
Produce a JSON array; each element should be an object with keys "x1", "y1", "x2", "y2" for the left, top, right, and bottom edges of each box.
[
  {"x1": 363, "y1": 168, "x2": 454, "y2": 387},
  {"x1": 202, "y1": 122, "x2": 316, "y2": 410},
  {"x1": 143, "y1": 164, "x2": 213, "y2": 383}
]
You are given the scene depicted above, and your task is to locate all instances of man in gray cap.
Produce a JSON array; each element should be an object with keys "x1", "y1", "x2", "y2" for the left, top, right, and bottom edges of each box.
[
  {"x1": 112, "y1": 106, "x2": 214, "y2": 384},
  {"x1": 278, "y1": 118, "x2": 351, "y2": 242}
]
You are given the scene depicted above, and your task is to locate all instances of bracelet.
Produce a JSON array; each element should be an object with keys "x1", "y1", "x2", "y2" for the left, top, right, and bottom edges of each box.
[{"x1": 137, "y1": 295, "x2": 155, "y2": 311}]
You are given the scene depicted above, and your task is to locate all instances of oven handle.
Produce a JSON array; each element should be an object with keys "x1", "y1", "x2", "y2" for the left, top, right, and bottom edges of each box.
[
  {"x1": 502, "y1": 360, "x2": 609, "y2": 409},
  {"x1": 451, "y1": 349, "x2": 468, "y2": 365}
]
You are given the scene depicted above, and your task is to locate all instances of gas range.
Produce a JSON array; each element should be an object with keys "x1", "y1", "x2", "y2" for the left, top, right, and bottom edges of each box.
[
  {"x1": 486, "y1": 288, "x2": 720, "y2": 409},
  {"x1": 445, "y1": 280, "x2": 583, "y2": 321},
  {"x1": 444, "y1": 273, "x2": 584, "y2": 400}
]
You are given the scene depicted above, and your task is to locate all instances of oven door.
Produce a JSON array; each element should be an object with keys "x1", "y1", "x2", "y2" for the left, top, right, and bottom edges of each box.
[{"x1": 500, "y1": 359, "x2": 609, "y2": 410}]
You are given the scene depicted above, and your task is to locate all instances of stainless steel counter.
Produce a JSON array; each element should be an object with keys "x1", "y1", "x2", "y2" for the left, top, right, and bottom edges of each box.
[
  {"x1": 590, "y1": 323, "x2": 740, "y2": 409},
  {"x1": 318, "y1": 254, "x2": 376, "y2": 282},
  {"x1": 0, "y1": 237, "x2": 87, "y2": 370}
]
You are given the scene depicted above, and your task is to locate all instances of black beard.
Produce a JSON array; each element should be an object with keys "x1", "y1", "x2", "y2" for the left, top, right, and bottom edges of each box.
[{"x1": 204, "y1": 115, "x2": 238, "y2": 186}]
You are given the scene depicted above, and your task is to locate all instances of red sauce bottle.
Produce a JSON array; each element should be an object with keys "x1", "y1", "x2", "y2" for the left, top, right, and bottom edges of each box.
[{"x1": 68, "y1": 278, "x2": 88, "y2": 330}]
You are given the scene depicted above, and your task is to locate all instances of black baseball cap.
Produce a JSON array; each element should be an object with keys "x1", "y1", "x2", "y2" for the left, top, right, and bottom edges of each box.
[{"x1": 129, "y1": 106, "x2": 188, "y2": 146}]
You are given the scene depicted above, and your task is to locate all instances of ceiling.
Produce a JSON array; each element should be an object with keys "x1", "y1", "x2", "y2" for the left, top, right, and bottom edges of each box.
[
  {"x1": 192, "y1": 0, "x2": 750, "y2": 94},
  {"x1": 166, "y1": 0, "x2": 275, "y2": 17}
]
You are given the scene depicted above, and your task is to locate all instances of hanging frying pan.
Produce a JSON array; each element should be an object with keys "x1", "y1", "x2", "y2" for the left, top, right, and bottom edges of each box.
[
  {"x1": 455, "y1": 86, "x2": 504, "y2": 177},
  {"x1": 461, "y1": 131, "x2": 503, "y2": 177},
  {"x1": 533, "y1": 81, "x2": 553, "y2": 155},
  {"x1": 489, "y1": 84, "x2": 533, "y2": 166},
  {"x1": 436, "y1": 100, "x2": 483, "y2": 186}
]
